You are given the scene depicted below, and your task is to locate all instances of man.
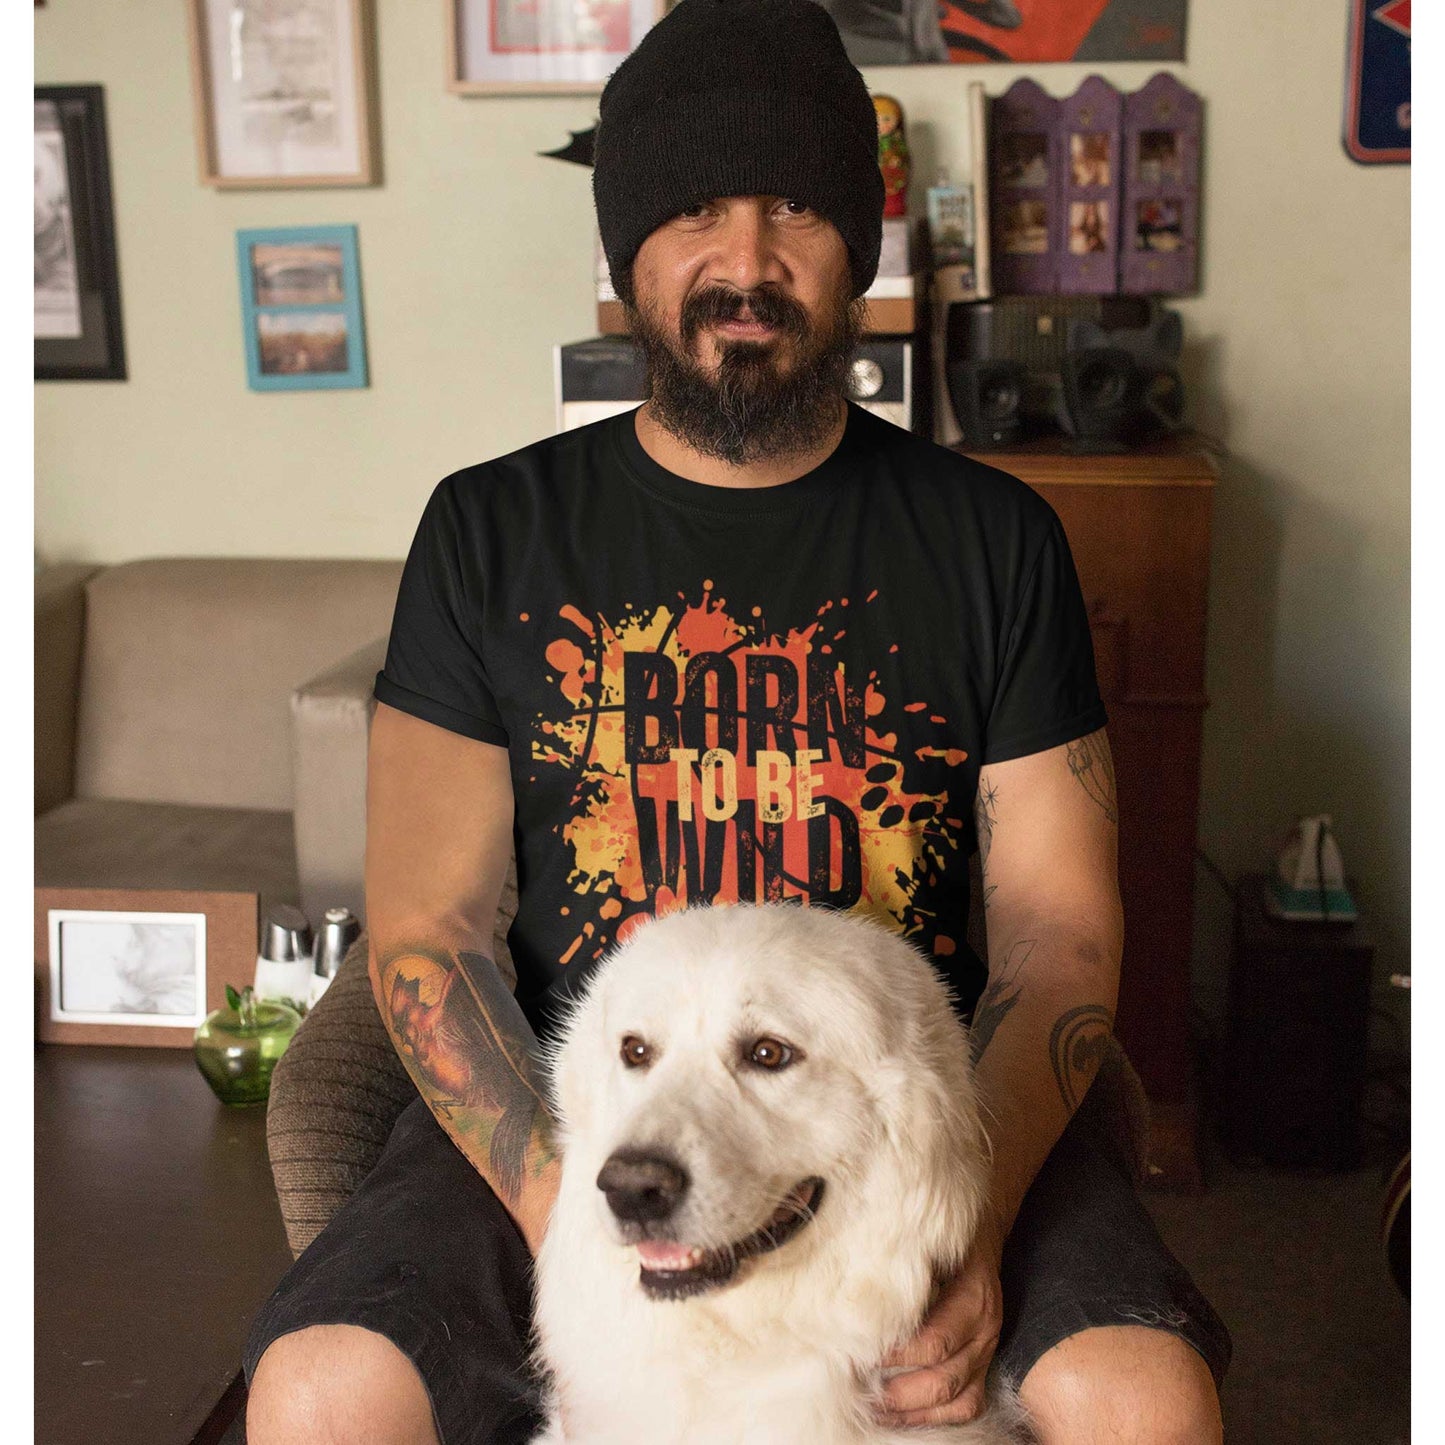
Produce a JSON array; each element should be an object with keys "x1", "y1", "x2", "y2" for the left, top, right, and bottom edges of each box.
[{"x1": 245, "y1": 1, "x2": 1231, "y2": 1440}]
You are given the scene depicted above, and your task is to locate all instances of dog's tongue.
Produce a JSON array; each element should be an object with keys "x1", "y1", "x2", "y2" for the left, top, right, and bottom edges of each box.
[{"x1": 636, "y1": 1241, "x2": 703, "y2": 1272}]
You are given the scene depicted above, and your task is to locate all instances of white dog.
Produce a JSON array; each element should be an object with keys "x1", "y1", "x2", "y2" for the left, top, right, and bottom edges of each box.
[{"x1": 529, "y1": 901, "x2": 1036, "y2": 1444}]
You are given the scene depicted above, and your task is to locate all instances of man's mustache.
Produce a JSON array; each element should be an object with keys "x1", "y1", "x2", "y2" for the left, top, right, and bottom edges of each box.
[{"x1": 679, "y1": 285, "x2": 810, "y2": 347}]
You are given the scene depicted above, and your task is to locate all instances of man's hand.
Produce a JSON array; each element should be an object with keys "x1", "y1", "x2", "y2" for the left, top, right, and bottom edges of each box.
[{"x1": 872, "y1": 1206, "x2": 1008, "y2": 1429}]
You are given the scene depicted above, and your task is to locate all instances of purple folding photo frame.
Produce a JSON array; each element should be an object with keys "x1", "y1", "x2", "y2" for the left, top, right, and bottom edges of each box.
[
  {"x1": 1057, "y1": 76, "x2": 1124, "y2": 295},
  {"x1": 989, "y1": 79, "x2": 1063, "y2": 295},
  {"x1": 1120, "y1": 73, "x2": 1202, "y2": 296}
]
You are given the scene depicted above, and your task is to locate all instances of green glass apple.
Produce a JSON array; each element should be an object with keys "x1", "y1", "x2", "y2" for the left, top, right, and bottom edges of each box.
[{"x1": 193, "y1": 984, "x2": 302, "y2": 1107}]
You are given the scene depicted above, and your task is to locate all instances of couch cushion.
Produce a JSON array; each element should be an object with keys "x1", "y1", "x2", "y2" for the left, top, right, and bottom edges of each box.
[
  {"x1": 36, "y1": 797, "x2": 299, "y2": 917},
  {"x1": 73, "y1": 559, "x2": 403, "y2": 811}
]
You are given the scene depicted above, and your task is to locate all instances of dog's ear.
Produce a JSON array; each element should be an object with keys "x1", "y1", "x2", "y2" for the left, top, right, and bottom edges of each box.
[{"x1": 873, "y1": 993, "x2": 995, "y2": 1276}]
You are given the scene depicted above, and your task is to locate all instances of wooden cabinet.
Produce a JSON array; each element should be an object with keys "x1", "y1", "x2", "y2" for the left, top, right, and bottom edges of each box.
[{"x1": 959, "y1": 437, "x2": 1218, "y2": 1190}]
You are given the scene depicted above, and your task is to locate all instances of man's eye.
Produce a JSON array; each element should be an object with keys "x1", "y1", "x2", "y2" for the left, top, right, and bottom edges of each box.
[
  {"x1": 780, "y1": 200, "x2": 812, "y2": 216},
  {"x1": 746, "y1": 1036, "x2": 794, "y2": 1070},
  {"x1": 620, "y1": 1034, "x2": 653, "y2": 1068},
  {"x1": 676, "y1": 203, "x2": 709, "y2": 220}
]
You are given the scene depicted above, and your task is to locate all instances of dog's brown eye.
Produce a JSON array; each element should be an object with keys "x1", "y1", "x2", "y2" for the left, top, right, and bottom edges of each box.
[
  {"x1": 747, "y1": 1037, "x2": 793, "y2": 1070},
  {"x1": 620, "y1": 1035, "x2": 652, "y2": 1068}
]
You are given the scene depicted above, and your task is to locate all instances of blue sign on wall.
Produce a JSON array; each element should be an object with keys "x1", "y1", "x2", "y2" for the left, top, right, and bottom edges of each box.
[{"x1": 1344, "y1": 0, "x2": 1410, "y2": 163}]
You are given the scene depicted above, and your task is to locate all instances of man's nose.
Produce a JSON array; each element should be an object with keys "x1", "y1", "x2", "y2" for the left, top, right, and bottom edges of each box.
[
  {"x1": 597, "y1": 1148, "x2": 691, "y2": 1223},
  {"x1": 713, "y1": 200, "x2": 783, "y2": 293}
]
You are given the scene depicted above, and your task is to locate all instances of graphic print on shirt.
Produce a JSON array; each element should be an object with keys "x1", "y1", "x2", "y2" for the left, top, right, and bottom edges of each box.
[{"x1": 522, "y1": 580, "x2": 973, "y2": 972}]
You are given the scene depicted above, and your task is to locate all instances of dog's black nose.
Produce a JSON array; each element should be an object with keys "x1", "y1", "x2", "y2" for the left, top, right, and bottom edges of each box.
[{"x1": 597, "y1": 1150, "x2": 690, "y2": 1223}]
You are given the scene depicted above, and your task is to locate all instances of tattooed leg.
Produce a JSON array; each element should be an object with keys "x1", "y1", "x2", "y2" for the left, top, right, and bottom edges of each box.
[
  {"x1": 377, "y1": 941, "x2": 559, "y2": 1215},
  {"x1": 1066, "y1": 728, "x2": 1118, "y2": 825}
]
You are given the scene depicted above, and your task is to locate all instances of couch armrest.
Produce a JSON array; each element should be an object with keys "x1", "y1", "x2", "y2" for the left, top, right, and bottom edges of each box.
[
  {"x1": 291, "y1": 637, "x2": 523, "y2": 982},
  {"x1": 35, "y1": 564, "x2": 101, "y2": 816},
  {"x1": 291, "y1": 636, "x2": 387, "y2": 926}
]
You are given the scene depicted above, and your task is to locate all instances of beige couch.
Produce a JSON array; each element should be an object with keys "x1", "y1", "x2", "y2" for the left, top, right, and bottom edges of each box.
[{"x1": 35, "y1": 557, "x2": 403, "y2": 923}]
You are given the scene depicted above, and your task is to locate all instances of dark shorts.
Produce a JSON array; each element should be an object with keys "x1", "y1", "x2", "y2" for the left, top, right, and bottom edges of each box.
[{"x1": 244, "y1": 1097, "x2": 1232, "y2": 1445}]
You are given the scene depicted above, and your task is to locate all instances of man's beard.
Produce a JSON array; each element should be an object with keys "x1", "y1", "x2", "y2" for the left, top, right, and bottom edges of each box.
[{"x1": 624, "y1": 279, "x2": 867, "y2": 467}]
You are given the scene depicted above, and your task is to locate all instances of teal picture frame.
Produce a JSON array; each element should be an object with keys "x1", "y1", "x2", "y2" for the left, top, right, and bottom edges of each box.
[{"x1": 235, "y1": 224, "x2": 368, "y2": 391}]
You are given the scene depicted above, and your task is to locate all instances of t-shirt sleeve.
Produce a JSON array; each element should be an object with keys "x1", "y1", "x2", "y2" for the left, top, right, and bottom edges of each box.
[
  {"x1": 982, "y1": 511, "x2": 1108, "y2": 765},
  {"x1": 372, "y1": 476, "x2": 510, "y2": 747}
]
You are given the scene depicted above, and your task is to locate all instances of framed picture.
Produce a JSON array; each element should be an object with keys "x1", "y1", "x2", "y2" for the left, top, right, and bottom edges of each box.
[
  {"x1": 35, "y1": 888, "x2": 259, "y2": 1047},
  {"x1": 448, "y1": 0, "x2": 666, "y2": 95},
  {"x1": 34, "y1": 86, "x2": 126, "y2": 382},
  {"x1": 187, "y1": 0, "x2": 377, "y2": 188},
  {"x1": 236, "y1": 224, "x2": 368, "y2": 390}
]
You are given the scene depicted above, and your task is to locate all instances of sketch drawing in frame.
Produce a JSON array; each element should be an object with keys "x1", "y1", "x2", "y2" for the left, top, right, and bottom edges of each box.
[
  {"x1": 35, "y1": 888, "x2": 259, "y2": 1048},
  {"x1": 188, "y1": 0, "x2": 377, "y2": 187},
  {"x1": 35, "y1": 86, "x2": 126, "y2": 381},
  {"x1": 449, "y1": 0, "x2": 667, "y2": 95}
]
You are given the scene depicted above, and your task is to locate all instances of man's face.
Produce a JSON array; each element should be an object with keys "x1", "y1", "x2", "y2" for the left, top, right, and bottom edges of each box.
[{"x1": 624, "y1": 195, "x2": 866, "y2": 467}]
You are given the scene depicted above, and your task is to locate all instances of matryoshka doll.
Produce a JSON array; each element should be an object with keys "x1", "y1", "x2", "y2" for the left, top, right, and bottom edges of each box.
[{"x1": 873, "y1": 94, "x2": 910, "y2": 218}]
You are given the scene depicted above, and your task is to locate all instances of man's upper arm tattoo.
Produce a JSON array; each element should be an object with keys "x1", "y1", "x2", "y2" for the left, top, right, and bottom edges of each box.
[
  {"x1": 1066, "y1": 728, "x2": 1118, "y2": 825},
  {"x1": 973, "y1": 771, "x2": 999, "y2": 911},
  {"x1": 1049, "y1": 1003, "x2": 1116, "y2": 1111},
  {"x1": 377, "y1": 940, "x2": 557, "y2": 1208},
  {"x1": 969, "y1": 936, "x2": 1030, "y2": 1065}
]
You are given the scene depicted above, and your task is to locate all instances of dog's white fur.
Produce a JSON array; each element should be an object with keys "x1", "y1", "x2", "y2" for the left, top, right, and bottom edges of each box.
[{"x1": 528, "y1": 902, "x2": 1035, "y2": 1444}]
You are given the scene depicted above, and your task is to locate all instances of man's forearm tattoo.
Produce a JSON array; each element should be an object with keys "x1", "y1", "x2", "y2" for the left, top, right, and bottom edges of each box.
[
  {"x1": 969, "y1": 936, "x2": 1032, "y2": 1065},
  {"x1": 378, "y1": 941, "x2": 557, "y2": 1207},
  {"x1": 1066, "y1": 729, "x2": 1118, "y2": 825},
  {"x1": 1049, "y1": 1004, "x2": 1115, "y2": 1111}
]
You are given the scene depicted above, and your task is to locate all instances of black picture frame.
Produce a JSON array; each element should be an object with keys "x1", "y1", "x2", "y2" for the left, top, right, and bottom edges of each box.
[{"x1": 35, "y1": 85, "x2": 126, "y2": 382}]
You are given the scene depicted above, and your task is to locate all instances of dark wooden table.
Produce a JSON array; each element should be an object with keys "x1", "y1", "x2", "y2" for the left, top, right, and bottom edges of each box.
[{"x1": 35, "y1": 1046, "x2": 294, "y2": 1445}]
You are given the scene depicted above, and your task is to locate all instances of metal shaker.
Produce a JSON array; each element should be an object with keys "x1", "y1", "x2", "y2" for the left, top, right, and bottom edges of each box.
[
  {"x1": 309, "y1": 906, "x2": 361, "y2": 1006},
  {"x1": 254, "y1": 904, "x2": 315, "y2": 1010}
]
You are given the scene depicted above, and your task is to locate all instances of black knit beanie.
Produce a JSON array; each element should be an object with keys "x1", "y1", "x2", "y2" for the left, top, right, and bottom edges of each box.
[{"x1": 593, "y1": 0, "x2": 885, "y2": 301}]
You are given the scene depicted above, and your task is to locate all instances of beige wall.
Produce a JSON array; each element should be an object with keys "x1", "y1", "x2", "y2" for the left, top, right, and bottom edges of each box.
[{"x1": 37, "y1": 3, "x2": 1409, "y2": 1036}]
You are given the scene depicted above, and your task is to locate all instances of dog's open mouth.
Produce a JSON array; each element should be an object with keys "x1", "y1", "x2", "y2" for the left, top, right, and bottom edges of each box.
[{"x1": 634, "y1": 1177, "x2": 825, "y2": 1300}]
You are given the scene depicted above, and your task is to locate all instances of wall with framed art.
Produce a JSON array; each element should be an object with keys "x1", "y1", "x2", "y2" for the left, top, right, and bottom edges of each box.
[{"x1": 33, "y1": 2, "x2": 1410, "y2": 1041}]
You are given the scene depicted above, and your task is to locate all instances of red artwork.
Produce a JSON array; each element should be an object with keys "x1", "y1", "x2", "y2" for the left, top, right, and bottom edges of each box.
[{"x1": 936, "y1": 0, "x2": 1179, "y2": 64}]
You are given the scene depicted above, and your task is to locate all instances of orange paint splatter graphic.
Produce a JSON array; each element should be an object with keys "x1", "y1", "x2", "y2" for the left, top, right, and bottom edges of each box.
[{"x1": 529, "y1": 589, "x2": 971, "y2": 971}]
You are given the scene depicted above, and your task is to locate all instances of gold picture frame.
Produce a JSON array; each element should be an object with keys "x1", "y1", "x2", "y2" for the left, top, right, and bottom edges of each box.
[
  {"x1": 35, "y1": 888, "x2": 259, "y2": 1047},
  {"x1": 188, "y1": 0, "x2": 379, "y2": 188},
  {"x1": 447, "y1": 0, "x2": 668, "y2": 96}
]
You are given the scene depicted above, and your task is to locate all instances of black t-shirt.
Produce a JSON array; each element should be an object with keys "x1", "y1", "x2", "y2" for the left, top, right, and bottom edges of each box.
[{"x1": 373, "y1": 403, "x2": 1107, "y2": 1041}]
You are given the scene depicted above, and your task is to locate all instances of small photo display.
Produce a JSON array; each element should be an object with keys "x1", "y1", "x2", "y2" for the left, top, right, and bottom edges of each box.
[
  {"x1": 258, "y1": 311, "x2": 351, "y2": 376},
  {"x1": 1069, "y1": 201, "x2": 1111, "y2": 255},
  {"x1": 1138, "y1": 130, "x2": 1183, "y2": 186},
  {"x1": 997, "y1": 133, "x2": 1049, "y2": 189},
  {"x1": 237, "y1": 225, "x2": 367, "y2": 390},
  {"x1": 1135, "y1": 198, "x2": 1183, "y2": 252},
  {"x1": 48, "y1": 910, "x2": 207, "y2": 1028},
  {"x1": 1070, "y1": 132, "x2": 1111, "y2": 188},
  {"x1": 251, "y1": 243, "x2": 346, "y2": 306},
  {"x1": 1001, "y1": 199, "x2": 1049, "y2": 255}
]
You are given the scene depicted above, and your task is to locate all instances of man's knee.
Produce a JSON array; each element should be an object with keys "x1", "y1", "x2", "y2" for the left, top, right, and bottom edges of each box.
[
  {"x1": 247, "y1": 1324, "x2": 440, "y2": 1445},
  {"x1": 1018, "y1": 1323, "x2": 1223, "y2": 1445}
]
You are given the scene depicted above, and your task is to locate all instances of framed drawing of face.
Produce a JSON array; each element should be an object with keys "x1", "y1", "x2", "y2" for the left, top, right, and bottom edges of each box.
[{"x1": 35, "y1": 85, "x2": 126, "y2": 381}]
